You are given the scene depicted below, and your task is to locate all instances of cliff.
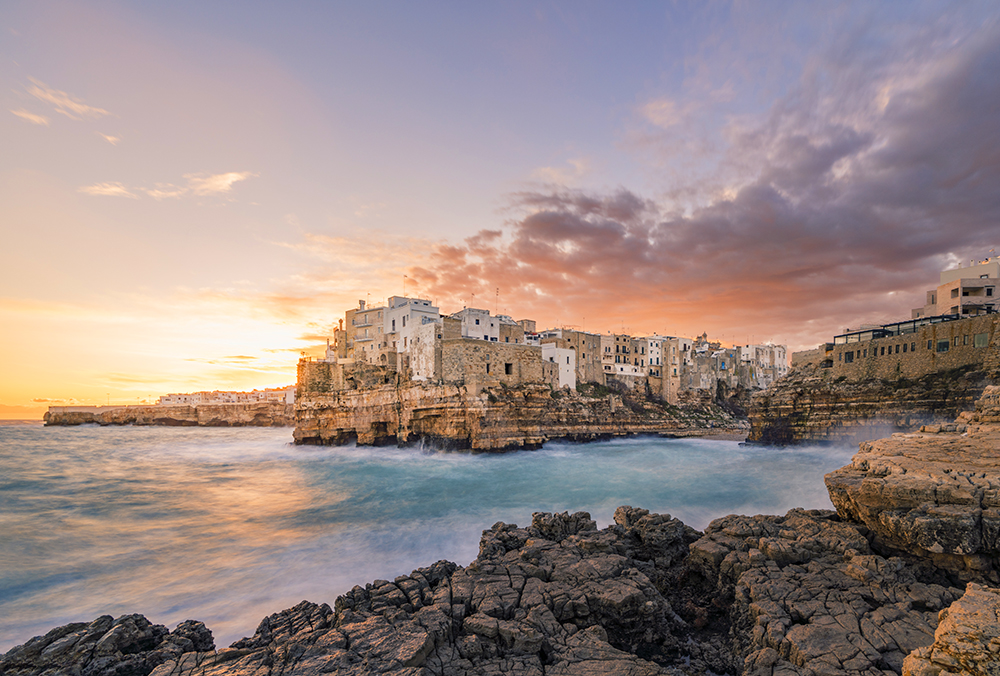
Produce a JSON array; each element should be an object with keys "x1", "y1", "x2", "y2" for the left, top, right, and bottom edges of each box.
[
  {"x1": 294, "y1": 380, "x2": 748, "y2": 449},
  {"x1": 746, "y1": 359, "x2": 991, "y2": 445},
  {"x1": 44, "y1": 402, "x2": 294, "y2": 427}
]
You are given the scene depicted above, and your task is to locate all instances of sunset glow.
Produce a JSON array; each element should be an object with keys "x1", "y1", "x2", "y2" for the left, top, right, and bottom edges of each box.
[{"x1": 3, "y1": 2, "x2": 999, "y2": 417}]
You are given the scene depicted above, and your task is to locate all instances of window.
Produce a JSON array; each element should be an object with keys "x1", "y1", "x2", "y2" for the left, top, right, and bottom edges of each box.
[
  {"x1": 928, "y1": 340, "x2": 933, "y2": 349},
  {"x1": 895, "y1": 344, "x2": 900, "y2": 354},
  {"x1": 881, "y1": 346, "x2": 885, "y2": 356},
  {"x1": 475, "y1": 319, "x2": 480, "y2": 325},
  {"x1": 402, "y1": 316, "x2": 407, "y2": 327},
  {"x1": 566, "y1": 356, "x2": 570, "y2": 364},
  {"x1": 844, "y1": 351, "x2": 854, "y2": 363},
  {"x1": 963, "y1": 335, "x2": 969, "y2": 345},
  {"x1": 505, "y1": 363, "x2": 513, "y2": 375},
  {"x1": 953, "y1": 336, "x2": 960, "y2": 347},
  {"x1": 936, "y1": 340, "x2": 950, "y2": 353},
  {"x1": 989, "y1": 288, "x2": 994, "y2": 297},
  {"x1": 975, "y1": 333, "x2": 989, "y2": 347},
  {"x1": 911, "y1": 342, "x2": 916, "y2": 352},
  {"x1": 902, "y1": 343, "x2": 907, "y2": 353},
  {"x1": 863, "y1": 349, "x2": 867, "y2": 358},
  {"x1": 392, "y1": 319, "x2": 396, "y2": 331},
  {"x1": 486, "y1": 363, "x2": 490, "y2": 374}
]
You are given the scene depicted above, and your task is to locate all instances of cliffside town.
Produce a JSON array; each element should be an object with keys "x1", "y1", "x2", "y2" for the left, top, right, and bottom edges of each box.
[{"x1": 294, "y1": 298, "x2": 786, "y2": 447}]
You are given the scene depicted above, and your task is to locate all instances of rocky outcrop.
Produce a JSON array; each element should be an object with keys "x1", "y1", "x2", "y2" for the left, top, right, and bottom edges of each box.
[
  {"x1": 825, "y1": 385, "x2": 1000, "y2": 582},
  {"x1": 747, "y1": 361, "x2": 990, "y2": 445},
  {"x1": 4, "y1": 507, "x2": 973, "y2": 676},
  {"x1": 44, "y1": 402, "x2": 294, "y2": 427},
  {"x1": 902, "y1": 582, "x2": 1000, "y2": 676},
  {"x1": 0, "y1": 614, "x2": 213, "y2": 676},
  {"x1": 295, "y1": 381, "x2": 747, "y2": 450}
]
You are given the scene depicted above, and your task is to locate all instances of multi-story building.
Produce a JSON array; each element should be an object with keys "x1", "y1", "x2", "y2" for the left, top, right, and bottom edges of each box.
[
  {"x1": 913, "y1": 258, "x2": 999, "y2": 318},
  {"x1": 538, "y1": 328, "x2": 604, "y2": 384},
  {"x1": 737, "y1": 344, "x2": 789, "y2": 389},
  {"x1": 384, "y1": 296, "x2": 440, "y2": 355},
  {"x1": 342, "y1": 300, "x2": 386, "y2": 362}
]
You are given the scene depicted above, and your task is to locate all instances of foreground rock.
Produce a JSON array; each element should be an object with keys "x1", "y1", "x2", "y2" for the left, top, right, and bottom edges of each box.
[
  {"x1": 0, "y1": 614, "x2": 213, "y2": 676},
  {"x1": 826, "y1": 385, "x2": 1000, "y2": 582},
  {"x1": 4, "y1": 507, "x2": 971, "y2": 676},
  {"x1": 903, "y1": 583, "x2": 1000, "y2": 676}
]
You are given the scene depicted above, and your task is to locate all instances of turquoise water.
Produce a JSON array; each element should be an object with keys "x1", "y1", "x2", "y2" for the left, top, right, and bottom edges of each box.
[{"x1": 0, "y1": 423, "x2": 856, "y2": 652}]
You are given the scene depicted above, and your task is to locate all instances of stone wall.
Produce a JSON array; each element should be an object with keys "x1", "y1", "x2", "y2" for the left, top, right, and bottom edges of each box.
[
  {"x1": 440, "y1": 339, "x2": 553, "y2": 388},
  {"x1": 830, "y1": 314, "x2": 999, "y2": 380}
]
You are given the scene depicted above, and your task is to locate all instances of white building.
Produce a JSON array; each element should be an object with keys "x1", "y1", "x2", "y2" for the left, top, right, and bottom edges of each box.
[
  {"x1": 384, "y1": 296, "x2": 440, "y2": 354},
  {"x1": 542, "y1": 343, "x2": 576, "y2": 389}
]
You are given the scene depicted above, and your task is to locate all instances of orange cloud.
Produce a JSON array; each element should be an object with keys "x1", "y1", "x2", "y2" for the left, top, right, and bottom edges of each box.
[
  {"x1": 26, "y1": 77, "x2": 110, "y2": 120},
  {"x1": 78, "y1": 182, "x2": 138, "y2": 198},
  {"x1": 10, "y1": 109, "x2": 50, "y2": 126},
  {"x1": 184, "y1": 171, "x2": 258, "y2": 196}
]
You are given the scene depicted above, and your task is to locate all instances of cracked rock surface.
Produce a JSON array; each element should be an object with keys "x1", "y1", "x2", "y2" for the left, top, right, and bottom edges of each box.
[{"x1": 826, "y1": 385, "x2": 1000, "y2": 581}]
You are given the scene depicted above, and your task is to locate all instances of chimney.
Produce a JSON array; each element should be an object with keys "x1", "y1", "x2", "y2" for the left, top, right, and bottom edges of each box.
[{"x1": 359, "y1": 300, "x2": 366, "y2": 310}]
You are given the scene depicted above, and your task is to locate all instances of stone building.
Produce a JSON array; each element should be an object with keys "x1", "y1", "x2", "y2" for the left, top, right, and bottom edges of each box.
[
  {"x1": 828, "y1": 313, "x2": 998, "y2": 381},
  {"x1": 538, "y1": 328, "x2": 604, "y2": 385}
]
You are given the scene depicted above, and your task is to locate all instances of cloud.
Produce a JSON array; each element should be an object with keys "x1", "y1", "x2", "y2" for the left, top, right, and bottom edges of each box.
[
  {"x1": 640, "y1": 99, "x2": 684, "y2": 129},
  {"x1": 143, "y1": 183, "x2": 187, "y2": 200},
  {"x1": 26, "y1": 77, "x2": 110, "y2": 120},
  {"x1": 81, "y1": 172, "x2": 257, "y2": 200},
  {"x1": 98, "y1": 133, "x2": 120, "y2": 145},
  {"x1": 184, "y1": 171, "x2": 258, "y2": 196},
  {"x1": 10, "y1": 109, "x2": 50, "y2": 126},
  {"x1": 530, "y1": 158, "x2": 591, "y2": 185},
  {"x1": 410, "y1": 23, "x2": 1000, "y2": 349},
  {"x1": 78, "y1": 182, "x2": 138, "y2": 198}
]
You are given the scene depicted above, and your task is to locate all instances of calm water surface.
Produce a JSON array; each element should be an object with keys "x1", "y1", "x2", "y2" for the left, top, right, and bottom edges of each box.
[{"x1": 0, "y1": 423, "x2": 856, "y2": 652}]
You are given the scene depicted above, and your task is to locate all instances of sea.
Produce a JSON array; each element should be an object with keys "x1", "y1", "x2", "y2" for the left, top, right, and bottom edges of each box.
[{"x1": 0, "y1": 422, "x2": 857, "y2": 653}]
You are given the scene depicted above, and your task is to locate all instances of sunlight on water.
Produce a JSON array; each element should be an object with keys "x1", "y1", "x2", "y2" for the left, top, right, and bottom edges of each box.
[{"x1": 0, "y1": 424, "x2": 858, "y2": 652}]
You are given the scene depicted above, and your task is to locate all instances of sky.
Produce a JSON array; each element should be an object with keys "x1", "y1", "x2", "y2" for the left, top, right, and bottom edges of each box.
[{"x1": 2, "y1": 1, "x2": 1000, "y2": 417}]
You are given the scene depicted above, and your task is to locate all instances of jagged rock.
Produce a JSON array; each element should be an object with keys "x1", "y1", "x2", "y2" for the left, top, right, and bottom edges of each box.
[
  {"x1": 0, "y1": 615, "x2": 214, "y2": 676},
  {"x1": 13, "y1": 502, "x2": 980, "y2": 676},
  {"x1": 690, "y1": 509, "x2": 961, "y2": 675},
  {"x1": 902, "y1": 582, "x2": 1000, "y2": 676},
  {"x1": 825, "y1": 385, "x2": 1000, "y2": 580}
]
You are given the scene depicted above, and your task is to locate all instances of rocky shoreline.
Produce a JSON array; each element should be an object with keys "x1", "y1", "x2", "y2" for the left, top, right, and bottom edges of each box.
[{"x1": 9, "y1": 389, "x2": 1000, "y2": 675}]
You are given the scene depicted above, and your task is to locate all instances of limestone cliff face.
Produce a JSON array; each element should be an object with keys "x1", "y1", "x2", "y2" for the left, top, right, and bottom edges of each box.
[
  {"x1": 294, "y1": 381, "x2": 747, "y2": 450},
  {"x1": 44, "y1": 402, "x2": 294, "y2": 427},
  {"x1": 746, "y1": 360, "x2": 990, "y2": 445}
]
